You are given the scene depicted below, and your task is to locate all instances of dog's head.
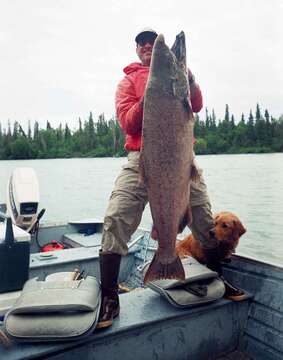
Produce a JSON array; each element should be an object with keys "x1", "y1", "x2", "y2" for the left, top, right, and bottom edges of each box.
[{"x1": 212, "y1": 212, "x2": 246, "y2": 258}]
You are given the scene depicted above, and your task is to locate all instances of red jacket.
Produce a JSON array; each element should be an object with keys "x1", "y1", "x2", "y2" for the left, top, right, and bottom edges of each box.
[{"x1": 115, "y1": 62, "x2": 203, "y2": 151}]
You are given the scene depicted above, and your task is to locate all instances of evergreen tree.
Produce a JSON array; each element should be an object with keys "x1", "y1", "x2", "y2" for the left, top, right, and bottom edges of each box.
[
  {"x1": 217, "y1": 105, "x2": 231, "y2": 151},
  {"x1": 64, "y1": 123, "x2": 71, "y2": 141},
  {"x1": 233, "y1": 116, "x2": 247, "y2": 148},
  {"x1": 7, "y1": 119, "x2": 12, "y2": 138},
  {"x1": 56, "y1": 123, "x2": 63, "y2": 142},
  {"x1": 13, "y1": 121, "x2": 19, "y2": 139},
  {"x1": 205, "y1": 108, "x2": 210, "y2": 129},
  {"x1": 247, "y1": 110, "x2": 255, "y2": 145},
  {"x1": 271, "y1": 115, "x2": 283, "y2": 151},
  {"x1": 18, "y1": 124, "x2": 26, "y2": 137},
  {"x1": 85, "y1": 111, "x2": 96, "y2": 150},
  {"x1": 255, "y1": 103, "x2": 262, "y2": 122},
  {"x1": 3, "y1": 120, "x2": 13, "y2": 158},
  {"x1": 211, "y1": 109, "x2": 217, "y2": 132},
  {"x1": 33, "y1": 121, "x2": 39, "y2": 142},
  {"x1": 224, "y1": 104, "x2": 230, "y2": 122},
  {"x1": 0, "y1": 123, "x2": 3, "y2": 157},
  {"x1": 231, "y1": 114, "x2": 235, "y2": 128},
  {"x1": 78, "y1": 117, "x2": 83, "y2": 133},
  {"x1": 10, "y1": 137, "x2": 31, "y2": 159},
  {"x1": 28, "y1": 121, "x2": 32, "y2": 139},
  {"x1": 46, "y1": 121, "x2": 52, "y2": 130},
  {"x1": 194, "y1": 114, "x2": 201, "y2": 137},
  {"x1": 264, "y1": 109, "x2": 270, "y2": 122},
  {"x1": 254, "y1": 103, "x2": 267, "y2": 146}
]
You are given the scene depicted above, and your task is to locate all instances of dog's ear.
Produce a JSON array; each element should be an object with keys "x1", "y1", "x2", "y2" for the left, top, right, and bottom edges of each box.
[{"x1": 233, "y1": 219, "x2": 246, "y2": 238}]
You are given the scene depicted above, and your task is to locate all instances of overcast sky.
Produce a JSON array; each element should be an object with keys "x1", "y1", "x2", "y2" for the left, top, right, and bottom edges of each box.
[{"x1": 0, "y1": 0, "x2": 282, "y2": 131}]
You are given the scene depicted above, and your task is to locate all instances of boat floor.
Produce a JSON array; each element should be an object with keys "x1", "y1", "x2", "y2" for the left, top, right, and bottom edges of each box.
[
  {"x1": 216, "y1": 350, "x2": 252, "y2": 360},
  {"x1": 0, "y1": 288, "x2": 252, "y2": 360}
]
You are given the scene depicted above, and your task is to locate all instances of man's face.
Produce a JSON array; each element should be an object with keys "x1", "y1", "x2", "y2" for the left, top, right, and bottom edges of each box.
[{"x1": 136, "y1": 34, "x2": 157, "y2": 66}]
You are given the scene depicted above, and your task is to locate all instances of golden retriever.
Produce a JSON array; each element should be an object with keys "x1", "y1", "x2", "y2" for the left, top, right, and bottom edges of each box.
[{"x1": 176, "y1": 211, "x2": 246, "y2": 263}]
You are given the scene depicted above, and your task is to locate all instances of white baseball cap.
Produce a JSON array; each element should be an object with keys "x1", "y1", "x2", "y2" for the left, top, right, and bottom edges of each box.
[{"x1": 135, "y1": 28, "x2": 158, "y2": 43}]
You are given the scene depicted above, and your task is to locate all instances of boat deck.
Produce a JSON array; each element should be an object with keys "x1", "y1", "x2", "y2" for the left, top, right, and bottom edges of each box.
[{"x1": 216, "y1": 351, "x2": 252, "y2": 359}]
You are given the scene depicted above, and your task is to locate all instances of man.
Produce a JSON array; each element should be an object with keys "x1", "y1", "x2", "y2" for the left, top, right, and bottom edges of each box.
[{"x1": 97, "y1": 28, "x2": 244, "y2": 329}]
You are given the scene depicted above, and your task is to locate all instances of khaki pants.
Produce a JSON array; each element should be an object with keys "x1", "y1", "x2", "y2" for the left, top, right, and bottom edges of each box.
[{"x1": 101, "y1": 151, "x2": 217, "y2": 255}]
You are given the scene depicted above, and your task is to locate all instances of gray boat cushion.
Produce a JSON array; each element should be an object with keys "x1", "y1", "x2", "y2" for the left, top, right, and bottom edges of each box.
[
  {"x1": 4, "y1": 274, "x2": 101, "y2": 341},
  {"x1": 6, "y1": 277, "x2": 100, "y2": 313},
  {"x1": 145, "y1": 257, "x2": 225, "y2": 308}
]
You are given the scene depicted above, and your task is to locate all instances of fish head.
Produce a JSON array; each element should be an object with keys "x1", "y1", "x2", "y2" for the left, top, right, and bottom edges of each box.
[
  {"x1": 149, "y1": 34, "x2": 178, "y2": 89},
  {"x1": 149, "y1": 33, "x2": 189, "y2": 100}
]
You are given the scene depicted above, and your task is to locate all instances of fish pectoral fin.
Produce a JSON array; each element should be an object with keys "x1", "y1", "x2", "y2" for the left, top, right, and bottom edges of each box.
[
  {"x1": 143, "y1": 253, "x2": 185, "y2": 283},
  {"x1": 183, "y1": 97, "x2": 192, "y2": 113}
]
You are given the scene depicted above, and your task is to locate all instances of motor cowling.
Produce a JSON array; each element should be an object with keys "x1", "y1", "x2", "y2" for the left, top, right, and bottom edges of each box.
[{"x1": 6, "y1": 167, "x2": 40, "y2": 232}]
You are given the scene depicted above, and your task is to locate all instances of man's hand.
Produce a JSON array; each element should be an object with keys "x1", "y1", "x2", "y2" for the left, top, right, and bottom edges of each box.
[
  {"x1": 186, "y1": 67, "x2": 203, "y2": 112},
  {"x1": 188, "y1": 68, "x2": 195, "y2": 86}
]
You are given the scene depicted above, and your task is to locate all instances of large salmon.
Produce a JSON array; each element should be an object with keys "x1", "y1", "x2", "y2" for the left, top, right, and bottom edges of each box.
[{"x1": 140, "y1": 32, "x2": 198, "y2": 283}]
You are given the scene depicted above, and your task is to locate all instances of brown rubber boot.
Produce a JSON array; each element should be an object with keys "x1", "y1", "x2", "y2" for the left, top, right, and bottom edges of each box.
[
  {"x1": 203, "y1": 247, "x2": 246, "y2": 301},
  {"x1": 96, "y1": 251, "x2": 121, "y2": 329}
]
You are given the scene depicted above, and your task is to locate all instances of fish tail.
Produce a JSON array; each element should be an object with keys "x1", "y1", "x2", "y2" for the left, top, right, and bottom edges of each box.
[{"x1": 144, "y1": 253, "x2": 185, "y2": 284}]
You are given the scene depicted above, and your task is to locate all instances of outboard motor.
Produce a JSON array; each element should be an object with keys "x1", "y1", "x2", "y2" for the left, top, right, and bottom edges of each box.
[{"x1": 6, "y1": 168, "x2": 40, "y2": 232}]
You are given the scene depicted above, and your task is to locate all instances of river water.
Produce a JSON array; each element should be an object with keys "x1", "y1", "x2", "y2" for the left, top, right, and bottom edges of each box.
[{"x1": 0, "y1": 153, "x2": 282, "y2": 266}]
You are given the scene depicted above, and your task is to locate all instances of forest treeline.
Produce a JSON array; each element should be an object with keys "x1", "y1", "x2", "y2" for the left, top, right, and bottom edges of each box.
[{"x1": 0, "y1": 103, "x2": 282, "y2": 160}]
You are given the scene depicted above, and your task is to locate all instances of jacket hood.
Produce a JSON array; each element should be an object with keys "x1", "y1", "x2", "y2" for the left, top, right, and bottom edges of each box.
[{"x1": 123, "y1": 62, "x2": 149, "y2": 75}]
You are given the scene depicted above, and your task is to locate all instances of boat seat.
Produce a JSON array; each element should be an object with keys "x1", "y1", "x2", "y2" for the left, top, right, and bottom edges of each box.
[{"x1": 62, "y1": 232, "x2": 102, "y2": 248}]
